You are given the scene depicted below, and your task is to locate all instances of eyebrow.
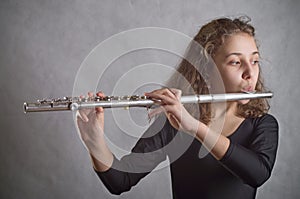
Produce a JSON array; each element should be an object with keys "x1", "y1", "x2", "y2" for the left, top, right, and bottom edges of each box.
[{"x1": 225, "y1": 51, "x2": 260, "y2": 58}]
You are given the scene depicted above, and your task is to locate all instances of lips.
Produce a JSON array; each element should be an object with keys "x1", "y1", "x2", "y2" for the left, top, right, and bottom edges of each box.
[{"x1": 241, "y1": 85, "x2": 254, "y2": 93}]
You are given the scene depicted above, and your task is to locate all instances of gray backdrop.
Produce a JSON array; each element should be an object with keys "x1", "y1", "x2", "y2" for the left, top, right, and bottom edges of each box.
[{"x1": 1, "y1": 0, "x2": 300, "y2": 198}]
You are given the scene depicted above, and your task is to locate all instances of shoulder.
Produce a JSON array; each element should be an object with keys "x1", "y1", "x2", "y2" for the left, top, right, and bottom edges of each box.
[
  {"x1": 251, "y1": 113, "x2": 279, "y2": 128},
  {"x1": 248, "y1": 114, "x2": 279, "y2": 142}
]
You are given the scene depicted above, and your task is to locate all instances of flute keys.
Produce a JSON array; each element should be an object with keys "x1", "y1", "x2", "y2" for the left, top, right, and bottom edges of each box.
[
  {"x1": 111, "y1": 96, "x2": 121, "y2": 101},
  {"x1": 34, "y1": 95, "x2": 150, "y2": 105},
  {"x1": 37, "y1": 99, "x2": 48, "y2": 104},
  {"x1": 95, "y1": 96, "x2": 101, "y2": 101},
  {"x1": 106, "y1": 96, "x2": 113, "y2": 101},
  {"x1": 121, "y1": 95, "x2": 130, "y2": 100},
  {"x1": 130, "y1": 95, "x2": 140, "y2": 100},
  {"x1": 140, "y1": 95, "x2": 148, "y2": 100}
]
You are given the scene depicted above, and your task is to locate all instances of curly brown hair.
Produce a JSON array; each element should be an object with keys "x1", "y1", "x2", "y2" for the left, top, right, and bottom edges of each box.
[{"x1": 168, "y1": 16, "x2": 270, "y2": 124}]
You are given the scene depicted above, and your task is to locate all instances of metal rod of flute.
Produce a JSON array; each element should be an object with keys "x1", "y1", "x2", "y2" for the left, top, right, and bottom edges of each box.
[{"x1": 23, "y1": 92, "x2": 273, "y2": 113}]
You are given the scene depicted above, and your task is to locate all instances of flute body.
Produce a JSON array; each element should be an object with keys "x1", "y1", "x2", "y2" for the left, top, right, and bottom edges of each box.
[{"x1": 23, "y1": 92, "x2": 273, "y2": 113}]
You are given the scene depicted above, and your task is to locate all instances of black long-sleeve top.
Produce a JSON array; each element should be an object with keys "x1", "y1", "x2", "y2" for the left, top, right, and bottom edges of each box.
[{"x1": 95, "y1": 114, "x2": 279, "y2": 199}]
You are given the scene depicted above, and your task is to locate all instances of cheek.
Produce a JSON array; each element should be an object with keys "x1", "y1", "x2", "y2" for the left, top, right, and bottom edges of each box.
[
  {"x1": 221, "y1": 71, "x2": 240, "y2": 88},
  {"x1": 254, "y1": 70, "x2": 260, "y2": 83}
]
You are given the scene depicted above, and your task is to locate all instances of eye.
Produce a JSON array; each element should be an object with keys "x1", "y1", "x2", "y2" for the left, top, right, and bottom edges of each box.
[
  {"x1": 251, "y1": 60, "x2": 260, "y2": 65},
  {"x1": 229, "y1": 61, "x2": 241, "y2": 66}
]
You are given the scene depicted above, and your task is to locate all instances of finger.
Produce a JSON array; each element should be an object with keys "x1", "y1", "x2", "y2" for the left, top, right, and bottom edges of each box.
[
  {"x1": 77, "y1": 109, "x2": 89, "y2": 122},
  {"x1": 78, "y1": 94, "x2": 92, "y2": 122},
  {"x1": 87, "y1": 91, "x2": 104, "y2": 113},
  {"x1": 160, "y1": 88, "x2": 178, "y2": 99},
  {"x1": 88, "y1": 91, "x2": 94, "y2": 97},
  {"x1": 147, "y1": 88, "x2": 176, "y2": 97},
  {"x1": 96, "y1": 106, "x2": 104, "y2": 113},
  {"x1": 145, "y1": 92, "x2": 177, "y2": 105},
  {"x1": 76, "y1": 115, "x2": 84, "y2": 129},
  {"x1": 168, "y1": 88, "x2": 182, "y2": 100},
  {"x1": 96, "y1": 91, "x2": 105, "y2": 97},
  {"x1": 96, "y1": 91, "x2": 105, "y2": 112},
  {"x1": 146, "y1": 88, "x2": 178, "y2": 102},
  {"x1": 95, "y1": 106, "x2": 104, "y2": 118}
]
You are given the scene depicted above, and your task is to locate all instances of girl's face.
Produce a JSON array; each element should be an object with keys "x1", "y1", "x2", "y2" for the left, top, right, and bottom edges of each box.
[{"x1": 213, "y1": 33, "x2": 260, "y2": 104}]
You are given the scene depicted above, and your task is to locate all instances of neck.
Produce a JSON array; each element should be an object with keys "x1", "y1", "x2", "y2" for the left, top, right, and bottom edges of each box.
[{"x1": 212, "y1": 101, "x2": 238, "y2": 120}]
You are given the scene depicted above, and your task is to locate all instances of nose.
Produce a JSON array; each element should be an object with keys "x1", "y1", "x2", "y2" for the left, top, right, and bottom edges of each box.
[{"x1": 242, "y1": 62, "x2": 254, "y2": 80}]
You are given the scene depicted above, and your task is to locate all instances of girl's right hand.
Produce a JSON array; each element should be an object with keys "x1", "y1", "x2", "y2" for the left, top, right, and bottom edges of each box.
[{"x1": 76, "y1": 91, "x2": 105, "y2": 153}]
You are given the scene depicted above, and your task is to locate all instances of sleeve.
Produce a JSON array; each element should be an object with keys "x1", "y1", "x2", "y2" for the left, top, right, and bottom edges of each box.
[
  {"x1": 220, "y1": 114, "x2": 279, "y2": 188},
  {"x1": 95, "y1": 115, "x2": 172, "y2": 195}
]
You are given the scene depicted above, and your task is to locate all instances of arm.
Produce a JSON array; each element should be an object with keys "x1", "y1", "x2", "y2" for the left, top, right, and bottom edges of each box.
[
  {"x1": 145, "y1": 88, "x2": 230, "y2": 160},
  {"x1": 182, "y1": 112, "x2": 278, "y2": 188},
  {"x1": 77, "y1": 92, "x2": 169, "y2": 195},
  {"x1": 145, "y1": 88, "x2": 279, "y2": 188},
  {"x1": 220, "y1": 114, "x2": 279, "y2": 187},
  {"x1": 94, "y1": 115, "x2": 170, "y2": 195},
  {"x1": 76, "y1": 92, "x2": 114, "y2": 172}
]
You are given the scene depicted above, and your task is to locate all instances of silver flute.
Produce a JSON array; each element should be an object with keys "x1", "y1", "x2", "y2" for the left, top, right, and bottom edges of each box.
[{"x1": 23, "y1": 92, "x2": 273, "y2": 113}]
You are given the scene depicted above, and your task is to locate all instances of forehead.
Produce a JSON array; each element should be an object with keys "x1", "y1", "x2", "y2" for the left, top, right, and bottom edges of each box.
[{"x1": 217, "y1": 33, "x2": 258, "y2": 56}]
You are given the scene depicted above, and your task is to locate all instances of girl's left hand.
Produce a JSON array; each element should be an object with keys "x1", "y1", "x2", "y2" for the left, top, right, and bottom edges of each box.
[{"x1": 145, "y1": 88, "x2": 199, "y2": 135}]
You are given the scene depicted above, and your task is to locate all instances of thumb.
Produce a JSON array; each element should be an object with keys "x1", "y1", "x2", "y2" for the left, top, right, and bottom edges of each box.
[
  {"x1": 168, "y1": 113, "x2": 181, "y2": 130},
  {"x1": 95, "y1": 107, "x2": 104, "y2": 120},
  {"x1": 169, "y1": 88, "x2": 182, "y2": 101}
]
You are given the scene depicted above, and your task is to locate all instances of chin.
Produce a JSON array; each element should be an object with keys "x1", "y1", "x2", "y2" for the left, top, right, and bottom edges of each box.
[{"x1": 238, "y1": 99, "x2": 250, "y2": 105}]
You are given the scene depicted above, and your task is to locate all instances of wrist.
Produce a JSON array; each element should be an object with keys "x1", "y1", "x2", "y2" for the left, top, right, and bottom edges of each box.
[
  {"x1": 192, "y1": 120, "x2": 209, "y2": 139},
  {"x1": 90, "y1": 152, "x2": 113, "y2": 172},
  {"x1": 187, "y1": 118, "x2": 201, "y2": 136}
]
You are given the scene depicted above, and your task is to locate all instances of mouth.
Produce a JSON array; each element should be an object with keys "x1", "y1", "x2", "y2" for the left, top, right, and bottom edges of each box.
[{"x1": 241, "y1": 86, "x2": 255, "y2": 94}]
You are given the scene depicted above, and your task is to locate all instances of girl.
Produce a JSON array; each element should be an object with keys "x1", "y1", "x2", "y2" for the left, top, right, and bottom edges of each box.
[{"x1": 77, "y1": 16, "x2": 279, "y2": 199}]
